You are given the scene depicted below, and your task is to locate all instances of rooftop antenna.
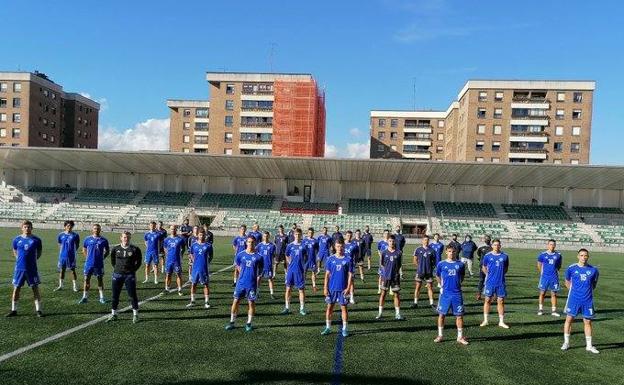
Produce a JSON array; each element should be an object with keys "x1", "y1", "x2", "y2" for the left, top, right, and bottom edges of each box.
[{"x1": 269, "y1": 42, "x2": 277, "y2": 72}]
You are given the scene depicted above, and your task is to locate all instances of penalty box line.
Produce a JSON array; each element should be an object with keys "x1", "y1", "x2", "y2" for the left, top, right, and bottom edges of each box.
[{"x1": 0, "y1": 264, "x2": 234, "y2": 364}]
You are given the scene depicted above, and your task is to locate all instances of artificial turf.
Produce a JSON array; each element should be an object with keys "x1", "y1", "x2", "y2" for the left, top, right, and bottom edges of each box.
[{"x1": 0, "y1": 227, "x2": 622, "y2": 385}]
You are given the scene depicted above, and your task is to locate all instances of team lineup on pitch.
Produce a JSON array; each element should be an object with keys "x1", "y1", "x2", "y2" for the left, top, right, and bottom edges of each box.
[{"x1": 4, "y1": 217, "x2": 603, "y2": 363}]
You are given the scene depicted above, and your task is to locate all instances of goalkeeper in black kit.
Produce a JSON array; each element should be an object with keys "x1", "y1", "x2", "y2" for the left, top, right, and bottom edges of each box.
[{"x1": 107, "y1": 231, "x2": 142, "y2": 323}]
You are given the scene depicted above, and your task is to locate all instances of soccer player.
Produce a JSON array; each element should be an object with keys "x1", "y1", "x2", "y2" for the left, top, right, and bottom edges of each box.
[
  {"x1": 287, "y1": 223, "x2": 298, "y2": 243},
  {"x1": 537, "y1": 239, "x2": 563, "y2": 316},
  {"x1": 316, "y1": 226, "x2": 333, "y2": 270},
  {"x1": 55, "y1": 220, "x2": 80, "y2": 292},
  {"x1": 79, "y1": 224, "x2": 110, "y2": 304},
  {"x1": 226, "y1": 236, "x2": 262, "y2": 332},
  {"x1": 412, "y1": 235, "x2": 436, "y2": 309},
  {"x1": 321, "y1": 238, "x2": 354, "y2": 337},
  {"x1": 561, "y1": 248, "x2": 600, "y2": 354},
  {"x1": 107, "y1": 231, "x2": 142, "y2": 323},
  {"x1": 448, "y1": 234, "x2": 461, "y2": 261},
  {"x1": 354, "y1": 229, "x2": 366, "y2": 282},
  {"x1": 187, "y1": 229, "x2": 213, "y2": 309},
  {"x1": 273, "y1": 225, "x2": 288, "y2": 276},
  {"x1": 476, "y1": 235, "x2": 493, "y2": 300},
  {"x1": 6, "y1": 221, "x2": 43, "y2": 317},
  {"x1": 143, "y1": 221, "x2": 161, "y2": 284},
  {"x1": 331, "y1": 225, "x2": 343, "y2": 246},
  {"x1": 393, "y1": 227, "x2": 406, "y2": 252},
  {"x1": 376, "y1": 235, "x2": 404, "y2": 320},
  {"x1": 281, "y1": 228, "x2": 308, "y2": 315},
  {"x1": 156, "y1": 221, "x2": 167, "y2": 274},
  {"x1": 362, "y1": 226, "x2": 374, "y2": 270},
  {"x1": 434, "y1": 246, "x2": 468, "y2": 345},
  {"x1": 232, "y1": 225, "x2": 247, "y2": 287},
  {"x1": 302, "y1": 228, "x2": 319, "y2": 292},
  {"x1": 186, "y1": 225, "x2": 200, "y2": 282},
  {"x1": 376, "y1": 229, "x2": 390, "y2": 294},
  {"x1": 179, "y1": 218, "x2": 193, "y2": 239},
  {"x1": 480, "y1": 239, "x2": 510, "y2": 329},
  {"x1": 343, "y1": 231, "x2": 359, "y2": 304},
  {"x1": 256, "y1": 231, "x2": 276, "y2": 299},
  {"x1": 248, "y1": 223, "x2": 262, "y2": 245},
  {"x1": 429, "y1": 233, "x2": 444, "y2": 268},
  {"x1": 460, "y1": 234, "x2": 477, "y2": 277},
  {"x1": 163, "y1": 225, "x2": 185, "y2": 296},
  {"x1": 202, "y1": 223, "x2": 214, "y2": 245}
]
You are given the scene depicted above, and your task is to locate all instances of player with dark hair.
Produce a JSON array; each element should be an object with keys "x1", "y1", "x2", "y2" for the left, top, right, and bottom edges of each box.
[
  {"x1": 257, "y1": 231, "x2": 276, "y2": 299},
  {"x1": 316, "y1": 226, "x2": 333, "y2": 270},
  {"x1": 187, "y1": 229, "x2": 213, "y2": 309},
  {"x1": 434, "y1": 245, "x2": 468, "y2": 345},
  {"x1": 475, "y1": 235, "x2": 492, "y2": 300},
  {"x1": 537, "y1": 239, "x2": 563, "y2": 316},
  {"x1": 481, "y1": 239, "x2": 510, "y2": 329},
  {"x1": 282, "y1": 228, "x2": 308, "y2": 315},
  {"x1": 412, "y1": 235, "x2": 436, "y2": 309},
  {"x1": 143, "y1": 221, "x2": 161, "y2": 284},
  {"x1": 376, "y1": 229, "x2": 390, "y2": 294},
  {"x1": 231, "y1": 225, "x2": 247, "y2": 287},
  {"x1": 107, "y1": 231, "x2": 142, "y2": 323},
  {"x1": 273, "y1": 225, "x2": 288, "y2": 276},
  {"x1": 354, "y1": 229, "x2": 366, "y2": 282},
  {"x1": 79, "y1": 224, "x2": 110, "y2": 304},
  {"x1": 6, "y1": 221, "x2": 43, "y2": 317},
  {"x1": 343, "y1": 230, "x2": 359, "y2": 304},
  {"x1": 226, "y1": 236, "x2": 262, "y2": 332},
  {"x1": 362, "y1": 226, "x2": 374, "y2": 270},
  {"x1": 156, "y1": 221, "x2": 167, "y2": 274},
  {"x1": 460, "y1": 234, "x2": 477, "y2": 277},
  {"x1": 302, "y1": 227, "x2": 319, "y2": 292},
  {"x1": 163, "y1": 225, "x2": 185, "y2": 296},
  {"x1": 448, "y1": 234, "x2": 461, "y2": 261},
  {"x1": 376, "y1": 235, "x2": 404, "y2": 320},
  {"x1": 55, "y1": 220, "x2": 80, "y2": 292},
  {"x1": 321, "y1": 237, "x2": 354, "y2": 337}
]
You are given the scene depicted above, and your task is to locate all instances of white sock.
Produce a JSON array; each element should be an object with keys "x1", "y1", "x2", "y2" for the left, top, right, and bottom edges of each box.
[
  {"x1": 98, "y1": 288, "x2": 104, "y2": 299},
  {"x1": 11, "y1": 301, "x2": 17, "y2": 311},
  {"x1": 34, "y1": 300, "x2": 41, "y2": 312},
  {"x1": 395, "y1": 307, "x2": 400, "y2": 317},
  {"x1": 247, "y1": 314, "x2": 253, "y2": 324},
  {"x1": 204, "y1": 295, "x2": 209, "y2": 303},
  {"x1": 190, "y1": 294, "x2": 195, "y2": 302},
  {"x1": 270, "y1": 287, "x2": 274, "y2": 295},
  {"x1": 585, "y1": 336, "x2": 592, "y2": 348},
  {"x1": 457, "y1": 328, "x2": 463, "y2": 338},
  {"x1": 414, "y1": 298, "x2": 418, "y2": 304},
  {"x1": 299, "y1": 299, "x2": 305, "y2": 311},
  {"x1": 342, "y1": 321, "x2": 347, "y2": 330},
  {"x1": 82, "y1": 291, "x2": 88, "y2": 299},
  {"x1": 132, "y1": 309, "x2": 138, "y2": 316},
  {"x1": 499, "y1": 315, "x2": 505, "y2": 324},
  {"x1": 285, "y1": 299, "x2": 290, "y2": 309},
  {"x1": 326, "y1": 319, "x2": 331, "y2": 328},
  {"x1": 177, "y1": 287, "x2": 181, "y2": 292},
  {"x1": 72, "y1": 280, "x2": 77, "y2": 289},
  {"x1": 230, "y1": 313, "x2": 236, "y2": 323},
  {"x1": 483, "y1": 313, "x2": 488, "y2": 322},
  {"x1": 111, "y1": 309, "x2": 117, "y2": 315},
  {"x1": 378, "y1": 306, "x2": 383, "y2": 316},
  {"x1": 538, "y1": 303, "x2": 543, "y2": 311},
  {"x1": 429, "y1": 298, "x2": 434, "y2": 305},
  {"x1": 438, "y1": 326, "x2": 444, "y2": 337},
  {"x1": 551, "y1": 307, "x2": 557, "y2": 312},
  {"x1": 164, "y1": 286, "x2": 169, "y2": 291},
  {"x1": 58, "y1": 279, "x2": 63, "y2": 287},
  {"x1": 564, "y1": 333, "x2": 570, "y2": 344}
]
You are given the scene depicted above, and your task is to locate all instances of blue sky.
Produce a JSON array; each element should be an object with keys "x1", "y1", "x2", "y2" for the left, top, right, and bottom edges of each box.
[{"x1": 2, "y1": 0, "x2": 623, "y2": 163}]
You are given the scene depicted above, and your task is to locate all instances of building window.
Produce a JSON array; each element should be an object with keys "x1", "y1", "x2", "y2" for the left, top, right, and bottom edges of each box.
[
  {"x1": 50, "y1": 135, "x2": 55, "y2": 143},
  {"x1": 183, "y1": 109, "x2": 191, "y2": 117},
  {"x1": 493, "y1": 108, "x2": 503, "y2": 119},
  {"x1": 183, "y1": 135, "x2": 190, "y2": 143},
  {"x1": 390, "y1": 119, "x2": 398, "y2": 128},
  {"x1": 573, "y1": 92, "x2": 583, "y2": 103},
  {"x1": 225, "y1": 116, "x2": 233, "y2": 127},
  {"x1": 478, "y1": 91, "x2": 487, "y2": 101},
  {"x1": 195, "y1": 122, "x2": 208, "y2": 130},
  {"x1": 0, "y1": 113, "x2": 5, "y2": 122},
  {"x1": 475, "y1": 157, "x2": 484, "y2": 162},
  {"x1": 475, "y1": 141, "x2": 484, "y2": 151},
  {"x1": 225, "y1": 100, "x2": 234, "y2": 110},
  {"x1": 0, "y1": 98, "x2": 6, "y2": 108},
  {"x1": 571, "y1": 159, "x2": 579, "y2": 165},
  {"x1": 0, "y1": 128, "x2": 5, "y2": 137},
  {"x1": 12, "y1": 128, "x2": 20, "y2": 138},
  {"x1": 378, "y1": 118, "x2": 386, "y2": 127},
  {"x1": 491, "y1": 157, "x2": 500, "y2": 163},
  {"x1": 572, "y1": 110, "x2": 582, "y2": 119},
  {"x1": 554, "y1": 142, "x2": 563, "y2": 152},
  {"x1": 51, "y1": 121, "x2": 56, "y2": 128},
  {"x1": 224, "y1": 148, "x2": 232, "y2": 155},
  {"x1": 226, "y1": 84, "x2": 235, "y2": 94},
  {"x1": 0, "y1": 83, "x2": 7, "y2": 92},
  {"x1": 183, "y1": 122, "x2": 190, "y2": 130},
  {"x1": 13, "y1": 83, "x2": 21, "y2": 92},
  {"x1": 477, "y1": 108, "x2": 486, "y2": 118},
  {"x1": 553, "y1": 159, "x2": 562, "y2": 164},
  {"x1": 438, "y1": 120, "x2": 445, "y2": 128},
  {"x1": 493, "y1": 125, "x2": 502, "y2": 135},
  {"x1": 436, "y1": 146, "x2": 443, "y2": 154},
  {"x1": 12, "y1": 113, "x2": 20, "y2": 123},
  {"x1": 555, "y1": 126, "x2": 563, "y2": 136},
  {"x1": 437, "y1": 133, "x2": 444, "y2": 141},
  {"x1": 377, "y1": 144, "x2": 385, "y2": 152},
  {"x1": 492, "y1": 141, "x2": 501, "y2": 152},
  {"x1": 556, "y1": 109, "x2": 564, "y2": 120},
  {"x1": 224, "y1": 133, "x2": 233, "y2": 143},
  {"x1": 571, "y1": 143, "x2": 580, "y2": 153},
  {"x1": 390, "y1": 132, "x2": 398, "y2": 140},
  {"x1": 477, "y1": 124, "x2": 485, "y2": 134},
  {"x1": 378, "y1": 132, "x2": 385, "y2": 140},
  {"x1": 572, "y1": 126, "x2": 581, "y2": 136},
  {"x1": 494, "y1": 91, "x2": 504, "y2": 101},
  {"x1": 557, "y1": 92, "x2": 566, "y2": 102},
  {"x1": 183, "y1": 148, "x2": 190, "y2": 153},
  {"x1": 195, "y1": 108, "x2": 209, "y2": 118}
]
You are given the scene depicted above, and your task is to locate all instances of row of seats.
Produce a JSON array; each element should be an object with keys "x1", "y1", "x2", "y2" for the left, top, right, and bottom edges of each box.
[
  {"x1": 434, "y1": 202, "x2": 496, "y2": 218},
  {"x1": 141, "y1": 191, "x2": 193, "y2": 207},
  {"x1": 574, "y1": 206, "x2": 624, "y2": 215},
  {"x1": 348, "y1": 199, "x2": 425, "y2": 216},
  {"x1": 440, "y1": 220, "x2": 508, "y2": 238},
  {"x1": 311, "y1": 215, "x2": 393, "y2": 234},
  {"x1": 502, "y1": 204, "x2": 570, "y2": 220},
  {"x1": 28, "y1": 186, "x2": 77, "y2": 194},
  {"x1": 281, "y1": 201, "x2": 338, "y2": 214},
  {"x1": 48, "y1": 204, "x2": 125, "y2": 225},
  {"x1": 73, "y1": 189, "x2": 138, "y2": 204},
  {"x1": 514, "y1": 222, "x2": 593, "y2": 243},
  {"x1": 120, "y1": 206, "x2": 184, "y2": 225},
  {"x1": 197, "y1": 193, "x2": 275, "y2": 209},
  {"x1": 220, "y1": 210, "x2": 303, "y2": 232},
  {"x1": 589, "y1": 224, "x2": 624, "y2": 244},
  {"x1": 0, "y1": 202, "x2": 50, "y2": 221}
]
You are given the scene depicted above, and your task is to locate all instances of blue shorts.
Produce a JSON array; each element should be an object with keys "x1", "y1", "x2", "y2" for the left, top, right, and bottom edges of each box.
[
  {"x1": 285, "y1": 269, "x2": 305, "y2": 290},
  {"x1": 233, "y1": 286, "x2": 257, "y2": 302},
  {"x1": 305, "y1": 260, "x2": 318, "y2": 273},
  {"x1": 437, "y1": 293, "x2": 464, "y2": 316},
  {"x1": 325, "y1": 290, "x2": 349, "y2": 306},
  {"x1": 13, "y1": 270, "x2": 40, "y2": 288},
  {"x1": 261, "y1": 269, "x2": 273, "y2": 279},
  {"x1": 190, "y1": 271, "x2": 208, "y2": 285},
  {"x1": 84, "y1": 266, "x2": 104, "y2": 277},
  {"x1": 145, "y1": 252, "x2": 159, "y2": 265},
  {"x1": 58, "y1": 256, "x2": 76, "y2": 271},
  {"x1": 317, "y1": 253, "x2": 329, "y2": 264},
  {"x1": 538, "y1": 276, "x2": 560, "y2": 292},
  {"x1": 483, "y1": 284, "x2": 506, "y2": 298},
  {"x1": 166, "y1": 260, "x2": 182, "y2": 275},
  {"x1": 565, "y1": 299, "x2": 595, "y2": 319}
]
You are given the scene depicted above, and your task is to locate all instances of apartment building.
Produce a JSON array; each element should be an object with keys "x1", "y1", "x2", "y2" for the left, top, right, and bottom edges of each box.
[
  {"x1": 371, "y1": 80, "x2": 595, "y2": 164},
  {"x1": 0, "y1": 71, "x2": 99, "y2": 149},
  {"x1": 168, "y1": 72, "x2": 325, "y2": 157}
]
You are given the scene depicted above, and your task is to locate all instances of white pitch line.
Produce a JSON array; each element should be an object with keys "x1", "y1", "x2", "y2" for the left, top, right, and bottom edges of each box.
[{"x1": 0, "y1": 264, "x2": 234, "y2": 364}]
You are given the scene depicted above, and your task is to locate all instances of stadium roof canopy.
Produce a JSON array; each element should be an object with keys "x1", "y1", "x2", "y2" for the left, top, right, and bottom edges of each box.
[{"x1": 1, "y1": 148, "x2": 623, "y2": 190}]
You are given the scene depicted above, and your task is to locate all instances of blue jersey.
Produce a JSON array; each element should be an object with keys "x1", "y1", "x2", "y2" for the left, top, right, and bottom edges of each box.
[
  {"x1": 144, "y1": 231, "x2": 161, "y2": 256},
  {"x1": 332, "y1": 232, "x2": 343, "y2": 244},
  {"x1": 256, "y1": 242, "x2": 276, "y2": 272},
  {"x1": 58, "y1": 231, "x2": 80, "y2": 260},
  {"x1": 302, "y1": 237, "x2": 318, "y2": 260},
  {"x1": 235, "y1": 251, "x2": 261, "y2": 289},
  {"x1": 429, "y1": 241, "x2": 444, "y2": 264},
  {"x1": 461, "y1": 241, "x2": 477, "y2": 259},
  {"x1": 344, "y1": 241, "x2": 359, "y2": 260},
  {"x1": 187, "y1": 235, "x2": 198, "y2": 253},
  {"x1": 377, "y1": 240, "x2": 388, "y2": 253},
  {"x1": 248, "y1": 231, "x2": 262, "y2": 245},
  {"x1": 317, "y1": 234, "x2": 332, "y2": 256},
  {"x1": 83, "y1": 236, "x2": 109, "y2": 269},
  {"x1": 394, "y1": 233, "x2": 406, "y2": 251},
  {"x1": 380, "y1": 249, "x2": 402, "y2": 280},
  {"x1": 483, "y1": 252, "x2": 509, "y2": 287},
  {"x1": 191, "y1": 242, "x2": 213, "y2": 274},
  {"x1": 274, "y1": 234, "x2": 288, "y2": 255},
  {"x1": 285, "y1": 242, "x2": 307, "y2": 273},
  {"x1": 436, "y1": 260, "x2": 465, "y2": 295},
  {"x1": 538, "y1": 251, "x2": 562, "y2": 279},
  {"x1": 163, "y1": 236, "x2": 185, "y2": 263},
  {"x1": 565, "y1": 264, "x2": 599, "y2": 303},
  {"x1": 232, "y1": 235, "x2": 247, "y2": 255},
  {"x1": 362, "y1": 233, "x2": 373, "y2": 252},
  {"x1": 157, "y1": 229, "x2": 167, "y2": 251},
  {"x1": 12, "y1": 235, "x2": 42, "y2": 271},
  {"x1": 414, "y1": 246, "x2": 436, "y2": 275},
  {"x1": 325, "y1": 255, "x2": 353, "y2": 292}
]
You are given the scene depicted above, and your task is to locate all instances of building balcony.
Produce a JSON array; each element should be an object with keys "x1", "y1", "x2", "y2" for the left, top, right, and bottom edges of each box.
[
  {"x1": 509, "y1": 134, "x2": 548, "y2": 143},
  {"x1": 403, "y1": 139, "x2": 432, "y2": 146},
  {"x1": 510, "y1": 114, "x2": 550, "y2": 120},
  {"x1": 403, "y1": 150, "x2": 431, "y2": 159},
  {"x1": 239, "y1": 141, "x2": 272, "y2": 150},
  {"x1": 241, "y1": 90, "x2": 274, "y2": 95},
  {"x1": 240, "y1": 126, "x2": 273, "y2": 134},
  {"x1": 240, "y1": 110, "x2": 273, "y2": 118},
  {"x1": 511, "y1": 102, "x2": 550, "y2": 110},
  {"x1": 508, "y1": 148, "x2": 548, "y2": 160},
  {"x1": 510, "y1": 118, "x2": 549, "y2": 126},
  {"x1": 241, "y1": 107, "x2": 273, "y2": 112},
  {"x1": 404, "y1": 124, "x2": 432, "y2": 128},
  {"x1": 404, "y1": 126, "x2": 432, "y2": 134},
  {"x1": 239, "y1": 122, "x2": 272, "y2": 128},
  {"x1": 512, "y1": 97, "x2": 550, "y2": 103}
]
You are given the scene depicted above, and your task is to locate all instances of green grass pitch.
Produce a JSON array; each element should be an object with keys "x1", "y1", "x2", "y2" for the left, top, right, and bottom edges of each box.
[{"x1": 0, "y1": 226, "x2": 622, "y2": 385}]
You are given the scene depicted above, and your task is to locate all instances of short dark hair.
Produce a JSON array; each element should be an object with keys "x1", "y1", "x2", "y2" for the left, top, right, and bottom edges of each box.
[
  {"x1": 240, "y1": 224, "x2": 247, "y2": 229},
  {"x1": 433, "y1": 233, "x2": 440, "y2": 237},
  {"x1": 93, "y1": 223, "x2": 101, "y2": 229},
  {"x1": 388, "y1": 234, "x2": 396, "y2": 241},
  {"x1": 307, "y1": 227, "x2": 314, "y2": 232},
  {"x1": 121, "y1": 230, "x2": 131, "y2": 238},
  {"x1": 149, "y1": 221, "x2": 156, "y2": 226},
  {"x1": 263, "y1": 231, "x2": 270, "y2": 236},
  {"x1": 483, "y1": 235, "x2": 492, "y2": 242},
  {"x1": 422, "y1": 234, "x2": 430, "y2": 240},
  {"x1": 22, "y1": 220, "x2": 33, "y2": 228},
  {"x1": 295, "y1": 228, "x2": 302, "y2": 235},
  {"x1": 548, "y1": 239, "x2": 557, "y2": 244},
  {"x1": 452, "y1": 233, "x2": 458, "y2": 237},
  {"x1": 492, "y1": 238, "x2": 501, "y2": 245},
  {"x1": 278, "y1": 225, "x2": 284, "y2": 229},
  {"x1": 334, "y1": 237, "x2": 344, "y2": 245},
  {"x1": 578, "y1": 248, "x2": 589, "y2": 255},
  {"x1": 346, "y1": 230, "x2": 353, "y2": 235},
  {"x1": 64, "y1": 220, "x2": 75, "y2": 227}
]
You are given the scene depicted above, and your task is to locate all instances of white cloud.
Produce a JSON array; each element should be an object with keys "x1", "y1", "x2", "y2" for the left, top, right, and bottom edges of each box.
[
  {"x1": 349, "y1": 128, "x2": 362, "y2": 137},
  {"x1": 99, "y1": 118, "x2": 170, "y2": 151},
  {"x1": 79, "y1": 92, "x2": 109, "y2": 112},
  {"x1": 325, "y1": 144, "x2": 338, "y2": 158},
  {"x1": 324, "y1": 142, "x2": 370, "y2": 159}
]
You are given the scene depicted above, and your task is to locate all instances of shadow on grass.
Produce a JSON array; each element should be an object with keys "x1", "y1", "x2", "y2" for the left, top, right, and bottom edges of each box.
[
  {"x1": 595, "y1": 342, "x2": 624, "y2": 351},
  {"x1": 469, "y1": 331, "x2": 561, "y2": 342}
]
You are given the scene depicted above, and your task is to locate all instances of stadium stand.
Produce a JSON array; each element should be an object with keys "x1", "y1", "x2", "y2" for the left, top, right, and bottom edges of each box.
[
  {"x1": 27, "y1": 186, "x2": 76, "y2": 194},
  {"x1": 141, "y1": 191, "x2": 193, "y2": 206},
  {"x1": 434, "y1": 201, "x2": 497, "y2": 218},
  {"x1": 48, "y1": 203, "x2": 125, "y2": 225},
  {"x1": 574, "y1": 206, "x2": 624, "y2": 215},
  {"x1": 502, "y1": 204, "x2": 571, "y2": 220},
  {"x1": 514, "y1": 221, "x2": 593, "y2": 243},
  {"x1": 280, "y1": 201, "x2": 338, "y2": 214},
  {"x1": 0, "y1": 202, "x2": 51, "y2": 221},
  {"x1": 197, "y1": 193, "x2": 275, "y2": 209},
  {"x1": 221, "y1": 210, "x2": 303, "y2": 231},
  {"x1": 311, "y1": 214, "x2": 393, "y2": 234},
  {"x1": 73, "y1": 189, "x2": 138, "y2": 204},
  {"x1": 348, "y1": 198, "x2": 425, "y2": 216},
  {"x1": 439, "y1": 219, "x2": 509, "y2": 238},
  {"x1": 121, "y1": 206, "x2": 186, "y2": 225}
]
